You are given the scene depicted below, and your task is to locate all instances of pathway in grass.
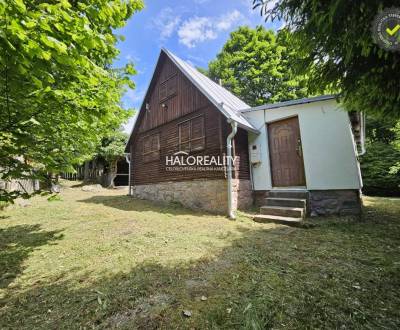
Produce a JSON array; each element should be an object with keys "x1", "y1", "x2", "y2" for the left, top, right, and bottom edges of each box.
[{"x1": 0, "y1": 182, "x2": 399, "y2": 329}]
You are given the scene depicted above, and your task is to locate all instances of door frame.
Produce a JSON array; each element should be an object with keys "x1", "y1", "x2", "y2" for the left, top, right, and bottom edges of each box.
[{"x1": 266, "y1": 115, "x2": 307, "y2": 188}]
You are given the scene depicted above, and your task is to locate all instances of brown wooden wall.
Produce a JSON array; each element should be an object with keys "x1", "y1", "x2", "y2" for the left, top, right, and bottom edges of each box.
[
  {"x1": 138, "y1": 56, "x2": 209, "y2": 133},
  {"x1": 130, "y1": 54, "x2": 250, "y2": 185}
]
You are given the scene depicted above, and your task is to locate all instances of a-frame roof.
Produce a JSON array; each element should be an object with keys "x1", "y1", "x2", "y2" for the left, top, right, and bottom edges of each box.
[{"x1": 125, "y1": 48, "x2": 258, "y2": 151}]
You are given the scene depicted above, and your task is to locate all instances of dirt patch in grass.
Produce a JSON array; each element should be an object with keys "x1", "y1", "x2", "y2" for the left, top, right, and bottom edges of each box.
[
  {"x1": 104, "y1": 293, "x2": 172, "y2": 329},
  {"x1": 0, "y1": 181, "x2": 399, "y2": 329}
]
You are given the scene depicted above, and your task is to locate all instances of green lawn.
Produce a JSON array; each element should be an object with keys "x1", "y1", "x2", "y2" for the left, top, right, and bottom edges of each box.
[{"x1": 0, "y1": 182, "x2": 399, "y2": 329}]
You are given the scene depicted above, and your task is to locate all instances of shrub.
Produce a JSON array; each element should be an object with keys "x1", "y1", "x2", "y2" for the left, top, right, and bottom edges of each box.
[{"x1": 361, "y1": 142, "x2": 400, "y2": 196}]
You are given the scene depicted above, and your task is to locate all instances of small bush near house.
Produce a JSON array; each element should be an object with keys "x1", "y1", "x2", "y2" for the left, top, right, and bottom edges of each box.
[{"x1": 361, "y1": 142, "x2": 400, "y2": 196}]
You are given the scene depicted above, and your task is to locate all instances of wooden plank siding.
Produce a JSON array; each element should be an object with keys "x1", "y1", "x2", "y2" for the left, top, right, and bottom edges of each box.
[
  {"x1": 130, "y1": 54, "x2": 250, "y2": 185},
  {"x1": 138, "y1": 56, "x2": 209, "y2": 133}
]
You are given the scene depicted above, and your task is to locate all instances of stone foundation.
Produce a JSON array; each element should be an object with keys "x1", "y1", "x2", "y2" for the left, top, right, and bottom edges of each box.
[
  {"x1": 253, "y1": 190, "x2": 269, "y2": 207},
  {"x1": 309, "y1": 189, "x2": 362, "y2": 216},
  {"x1": 253, "y1": 189, "x2": 362, "y2": 217},
  {"x1": 130, "y1": 179, "x2": 253, "y2": 214}
]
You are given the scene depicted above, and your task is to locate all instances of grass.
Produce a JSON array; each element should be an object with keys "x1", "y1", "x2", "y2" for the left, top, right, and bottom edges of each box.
[{"x1": 0, "y1": 181, "x2": 399, "y2": 329}]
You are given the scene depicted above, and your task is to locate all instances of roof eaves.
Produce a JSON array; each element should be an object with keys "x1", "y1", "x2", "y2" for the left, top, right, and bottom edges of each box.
[{"x1": 240, "y1": 95, "x2": 337, "y2": 113}]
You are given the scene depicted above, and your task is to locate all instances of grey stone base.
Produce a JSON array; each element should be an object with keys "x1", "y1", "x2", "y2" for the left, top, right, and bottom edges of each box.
[
  {"x1": 309, "y1": 189, "x2": 362, "y2": 216},
  {"x1": 253, "y1": 190, "x2": 268, "y2": 207},
  {"x1": 253, "y1": 189, "x2": 362, "y2": 217},
  {"x1": 130, "y1": 179, "x2": 253, "y2": 214}
]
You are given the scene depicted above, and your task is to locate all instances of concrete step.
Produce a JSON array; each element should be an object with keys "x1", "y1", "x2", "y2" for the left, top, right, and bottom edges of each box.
[
  {"x1": 264, "y1": 197, "x2": 306, "y2": 208},
  {"x1": 268, "y1": 190, "x2": 309, "y2": 199},
  {"x1": 253, "y1": 214, "x2": 303, "y2": 226},
  {"x1": 260, "y1": 205, "x2": 304, "y2": 218}
]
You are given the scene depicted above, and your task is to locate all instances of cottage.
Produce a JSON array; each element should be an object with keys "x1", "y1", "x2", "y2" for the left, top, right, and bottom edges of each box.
[{"x1": 125, "y1": 48, "x2": 364, "y2": 220}]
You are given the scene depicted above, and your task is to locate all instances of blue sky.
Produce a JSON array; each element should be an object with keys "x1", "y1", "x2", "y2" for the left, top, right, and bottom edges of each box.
[{"x1": 114, "y1": 0, "x2": 280, "y2": 133}]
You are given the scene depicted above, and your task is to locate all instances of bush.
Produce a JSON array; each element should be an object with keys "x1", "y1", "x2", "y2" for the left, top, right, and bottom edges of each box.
[{"x1": 361, "y1": 142, "x2": 400, "y2": 196}]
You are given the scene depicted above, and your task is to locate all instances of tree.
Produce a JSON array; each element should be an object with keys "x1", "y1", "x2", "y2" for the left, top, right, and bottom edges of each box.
[
  {"x1": 96, "y1": 130, "x2": 129, "y2": 166},
  {"x1": 0, "y1": 0, "x2": 143, "y2": 203},
  {"x1": 361, "y1": 142, "x2": 400, "y2": 196},
  {"x1": 360, "y1": 115, "x2": 400, "y2": 196},
  {"x1": 253, "y1": 0, "x2": 400, "y2": 117},
  {"x1": 208, "y1": 26, "x2": 309, "y2": 106}
]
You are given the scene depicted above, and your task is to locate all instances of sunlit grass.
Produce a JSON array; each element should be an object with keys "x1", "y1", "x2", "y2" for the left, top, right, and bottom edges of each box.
[{"x1": 0, "y1": 182, "x2": 399, "y2": 329}]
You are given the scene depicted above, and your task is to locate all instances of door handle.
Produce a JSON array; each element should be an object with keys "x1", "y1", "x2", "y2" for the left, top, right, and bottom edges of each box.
[{"x1": 296, "y1": 138, "x2": 302, "y2": 158}]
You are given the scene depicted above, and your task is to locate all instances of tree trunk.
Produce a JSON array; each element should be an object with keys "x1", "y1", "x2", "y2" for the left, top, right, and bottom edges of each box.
[{"x1": 83, "y1": 161, "x2": 90, "y2": 182}]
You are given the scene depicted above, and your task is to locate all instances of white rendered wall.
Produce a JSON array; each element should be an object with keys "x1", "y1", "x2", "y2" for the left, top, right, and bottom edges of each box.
[{"x1": 243, "y1": 99, "x2": 362, "y2": 191}]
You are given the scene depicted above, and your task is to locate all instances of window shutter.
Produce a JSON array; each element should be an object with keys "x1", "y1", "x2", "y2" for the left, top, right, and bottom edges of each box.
[
  {"x1": 191, "y1": 116, "x2": 205, "y2": 151},
  {"x1": 151, "y1": 134, "x2": 159, "y2": 152},
  {"x1": 159, "y1": 82, "x2": 167, "y2": 101},
  {"x1": 143, "y1": 137, "x2": 151, "y2": 155},
  {"x1": 142, "y1": 134, "x2": 160, "y2": 162},
  {"x1": 179, "y1": 121, "x2": 191, "y2": 152},
  {"x1": 168, "y1": 76, "x2": 177, "y2": 95}
]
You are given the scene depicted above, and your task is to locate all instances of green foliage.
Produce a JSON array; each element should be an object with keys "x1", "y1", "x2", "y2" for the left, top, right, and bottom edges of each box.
[
  {"x1": 361, "y1": 142, "x2": 400, "y2": 196},
  {"x1": 0, "y1": 0, "x2": 143, "y2": 202},
  {"x1": 208, "y1": 26, "x2": 309, "y2": 106},
  {"x1": 96, "y1": 130, "x2": 128, "y2": 163},
  {"x1": 253, "y1": 0, "x2": 400, "y2": 117},
  {"x1": 365, "y1": 115, "x2": 398, "y2": 144},
  {"x1": 360, "y1": 116, "x2": 400, "y2": 196}
]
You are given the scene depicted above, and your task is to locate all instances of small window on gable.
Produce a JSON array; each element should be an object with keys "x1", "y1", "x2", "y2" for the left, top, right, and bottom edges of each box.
[
  {"x1": 178, "y1": 116, "x2": 205, "y2": 152},
  {"x1": 159, "y1": 74, "x2": 177, "y2": 102},
  {"x1": 142, "y1": 133, "x2": 160, "y2": 163}
]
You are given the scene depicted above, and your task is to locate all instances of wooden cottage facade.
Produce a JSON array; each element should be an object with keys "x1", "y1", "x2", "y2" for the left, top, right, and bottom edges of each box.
[
  {"x1": 125, "y1": 49, "x2": 255, "y2": 213},
  {"x1": 126, "y1": 49, "x2": 364, "y2": 219}
]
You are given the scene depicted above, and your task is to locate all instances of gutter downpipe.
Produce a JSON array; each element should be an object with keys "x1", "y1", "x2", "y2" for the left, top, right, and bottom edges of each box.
[
  {"x1": 227, "y1": 120, "x2": 238, "y2": 220},
  {"x1": 125, "y1": 153, "x2": 132, "y2": 196},
  {"x1": 358, "y1": 112, "x2": 366, "y2": 156}
]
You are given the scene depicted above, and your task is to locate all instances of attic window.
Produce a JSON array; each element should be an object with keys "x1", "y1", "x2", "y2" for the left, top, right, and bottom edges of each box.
[
  {"x1": 178, "y1": 116, "x2": 205, "y2": 152},
  {"x1": 142, "y1": 133, "x2": 160, "y2": 163},
  {"x1": 159, "y1": 74, "x2": 177, "y2": 102}
]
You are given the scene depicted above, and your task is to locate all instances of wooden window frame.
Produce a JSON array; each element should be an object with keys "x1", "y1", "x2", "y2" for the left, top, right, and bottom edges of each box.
[
  {"x1": 142, "y1": 133, "x2": 160, "y2": 163},
  {"x1": 178, "y1": 115, "x2": 206, "y2": 153},
  {"x1": 159, "y1": 74, "x2": 177, "y2": 103}
]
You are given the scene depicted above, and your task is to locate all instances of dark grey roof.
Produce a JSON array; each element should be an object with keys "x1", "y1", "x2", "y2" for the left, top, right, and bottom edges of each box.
[
  {"x1": 240, "y1": 95, "x2": 337, "y2": 113},
  {"x1": 163, "y1": 48, "x2": 258, "y2": 132}
]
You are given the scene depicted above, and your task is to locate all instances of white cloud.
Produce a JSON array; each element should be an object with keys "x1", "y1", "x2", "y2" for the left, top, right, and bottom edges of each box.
[
  {"x1": 178, "y1": 10, "x2": 244, "y2": 48},
  {"x1": 266, "y1": 0, "x2": 279, "y2": 12},
  {"x1": 215, "y1": 10, "x2": 242, "y2": 31},
  {"x1": 152, "y1": 7, "x2": 181, "y2": 40},
  {"x1": 178, "y1": 17, "x2": 217, "y2": 48}
]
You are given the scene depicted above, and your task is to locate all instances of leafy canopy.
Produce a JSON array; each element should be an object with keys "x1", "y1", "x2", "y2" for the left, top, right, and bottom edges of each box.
[
  {"x1": 0, "y1": 0, "x2": 143, "y2": 202},
  {"x1": 96, "y1": 130, "x2": 128, "y2": 164},
  {"x1": 208, "y1": 26, "x2": 309, "y2": 106},
  {"x1": 253, "y1": 0, "x2": 400, "y2": 117}
]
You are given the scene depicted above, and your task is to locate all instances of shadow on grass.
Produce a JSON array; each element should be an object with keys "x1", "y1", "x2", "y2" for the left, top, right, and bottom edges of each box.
[
  {"x1": 1, "y1": 200, "x2": 399, "y2": 329},
  {"x1": 78, "y1": 195, "x2": 222, "y2": 217},
  {"x1": 0, "y1": 224, "x2": 64, "y2": 289}
]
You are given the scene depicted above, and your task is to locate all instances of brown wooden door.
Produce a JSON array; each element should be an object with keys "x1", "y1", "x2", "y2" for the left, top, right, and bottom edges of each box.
[{"x1": 268, "y1": 117, "x2": 306, "y2": 187}]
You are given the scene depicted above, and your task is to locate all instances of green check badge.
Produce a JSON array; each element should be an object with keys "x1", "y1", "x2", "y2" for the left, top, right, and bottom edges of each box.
[
  {"x1": 372, "y1": 8, "x2": 400, "y2": 51},
  {"x1": 386, "y1": 24, "x2": 400, "y2": 36}
]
